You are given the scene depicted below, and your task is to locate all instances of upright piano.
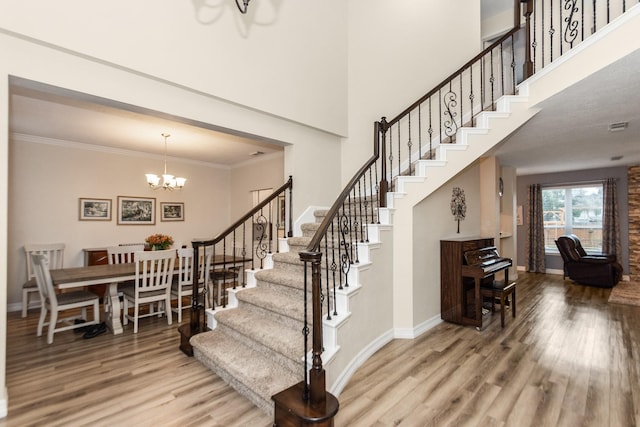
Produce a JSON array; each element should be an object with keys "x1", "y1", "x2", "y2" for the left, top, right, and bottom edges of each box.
[{"x1": 440, "y1": 237, "x2": 512, "y2": 329}]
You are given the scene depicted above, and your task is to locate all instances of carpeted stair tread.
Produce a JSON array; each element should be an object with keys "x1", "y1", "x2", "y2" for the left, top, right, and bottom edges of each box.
[
  {"x1": 272, "y1": 251, "x2": 306, "y2": 267},
  {"x1": 255, "y1": 268, "x2": 308, "y2": 292},
  {"x1": 236, "y1": 286, "x2": 305, "y2": 321},
  {"x1": 191, "y1": 329, "x2": 299, "y2": 414},
  {"x1": 214, "y1": 308, "x2": 304, "y2": 363}
]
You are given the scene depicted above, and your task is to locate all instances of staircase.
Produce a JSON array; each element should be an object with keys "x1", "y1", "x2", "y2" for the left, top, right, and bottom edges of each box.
[
  {"x1": 191, "y1": 208, "x2": 349, "y2": 415},
  {"x1": 191, "y1": 2, "x2": 640, "y2": 417}
]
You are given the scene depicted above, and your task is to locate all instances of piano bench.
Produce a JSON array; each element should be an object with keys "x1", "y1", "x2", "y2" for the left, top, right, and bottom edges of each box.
[{"x1": 480, "y1": 280, "x2": 516, "y2": 328}]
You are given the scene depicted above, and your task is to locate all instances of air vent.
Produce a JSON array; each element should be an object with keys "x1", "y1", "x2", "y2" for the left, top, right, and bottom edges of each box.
[{"x1": 608, "y1": 122, "x2": 628, "y2": 132}]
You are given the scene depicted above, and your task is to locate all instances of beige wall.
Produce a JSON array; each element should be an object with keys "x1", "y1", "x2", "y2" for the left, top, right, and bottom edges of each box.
[
  {"x1": 7, "y1": 136, "x2": 240, "y2": 308},
  {"x1": 0, "y1": 1, "x2": 348, "y2": 136},
  {"x1": 343, "y1": 0, "x2": 482, "y2": 182},
  {"x1": 229, "y1": 152, "x2": 286, "y2": 219},
  {"x1": 413, "y1": 164, "x2": 483, "y2": 325}
]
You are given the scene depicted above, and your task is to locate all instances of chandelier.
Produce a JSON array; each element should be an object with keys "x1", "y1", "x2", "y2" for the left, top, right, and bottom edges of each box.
[
  {"x1": 145, "y1": 133, "x2": 186, "y2": 190},
  {"x1": 236, "y1": 0, "x2": 251, "y2": 13}
]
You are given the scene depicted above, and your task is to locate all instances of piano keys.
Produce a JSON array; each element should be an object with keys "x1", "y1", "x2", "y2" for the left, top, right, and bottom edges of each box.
[{"x1": 440, "y1": 238, "x2": 512, "y2": 329}]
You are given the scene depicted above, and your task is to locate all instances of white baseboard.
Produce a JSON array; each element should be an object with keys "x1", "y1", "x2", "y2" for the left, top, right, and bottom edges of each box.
[
  {"x1": 329, "y1": 329, "x2": 394, "y2": 397},
  {"x1": 394, "y1": 314, "x2": 442, "y2": 339},
  {"x1": 0, "y1": 387, "x2": 7, "y2": 418}
]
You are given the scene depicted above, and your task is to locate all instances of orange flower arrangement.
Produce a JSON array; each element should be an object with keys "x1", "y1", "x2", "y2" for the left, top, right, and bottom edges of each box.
[{"x1": 145, "y1": 233, "x2": 174, "y2": 250}]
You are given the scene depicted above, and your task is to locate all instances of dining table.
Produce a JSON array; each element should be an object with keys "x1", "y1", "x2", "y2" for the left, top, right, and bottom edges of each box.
[{"x1": 49, "y1": 254, "x2": 252, "y2": 335}]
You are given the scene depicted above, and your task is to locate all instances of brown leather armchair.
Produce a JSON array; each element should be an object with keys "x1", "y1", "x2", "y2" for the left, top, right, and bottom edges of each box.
[{"x1": 555, "y1": 234, "x2": 623, "y2": 288}]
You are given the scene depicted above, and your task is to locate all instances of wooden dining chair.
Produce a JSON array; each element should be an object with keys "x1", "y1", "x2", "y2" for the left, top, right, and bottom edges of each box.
[
  {"x1": 22, "y1": 243, "x2": 65, "y2": 317},
  {"x1": 172, "y1": 247, "x2": 212, "y2": 322},
  {"x1": 122, "y1": 249, "x2": 176, "y2": 333},
  {"x1": 31, "y1": 253, "x2": 100, "y2": 344}
]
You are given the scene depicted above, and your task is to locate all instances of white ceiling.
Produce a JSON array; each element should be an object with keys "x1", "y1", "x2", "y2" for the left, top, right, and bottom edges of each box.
[
  {"x1": 488, "y1": 48, "x2": 640, "y2": 175},
  {"x1": 9, "y1": 79, "x2": 284, "y2": 167}
]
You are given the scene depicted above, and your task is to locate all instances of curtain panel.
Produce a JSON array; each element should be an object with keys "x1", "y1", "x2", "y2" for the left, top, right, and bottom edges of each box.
[
  {"x1": 526, "y1": 183, "x2": 546, "y2": 273},
  {"x1": 602, "y1": 178, "x2": 621, "y2": 257}
]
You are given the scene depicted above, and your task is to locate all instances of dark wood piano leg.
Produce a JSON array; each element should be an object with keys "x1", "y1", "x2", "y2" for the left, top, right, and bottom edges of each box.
[{"x1": 475, "y1": 277, "x2": 482, "y2": 330}]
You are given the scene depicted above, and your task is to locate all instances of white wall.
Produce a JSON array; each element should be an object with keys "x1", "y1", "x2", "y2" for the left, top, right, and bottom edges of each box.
[
  {"x1": 343, "y1": 0, "x2": 483, "y2": 182},
  {"x1": 0, "y1": 0, "x2": 348, "y2": 136},
  {"x1": 7, "y1": 135, "x2": 233, "y2": 307}
]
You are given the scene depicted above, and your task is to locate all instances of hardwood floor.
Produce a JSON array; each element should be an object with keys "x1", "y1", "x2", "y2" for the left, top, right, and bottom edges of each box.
[
  {"x1": 2, "y1": 273, "x2": 639, "y2": 426},
  {"x1": 335, "y1": 273, "x2": 640, "y2": 427}
]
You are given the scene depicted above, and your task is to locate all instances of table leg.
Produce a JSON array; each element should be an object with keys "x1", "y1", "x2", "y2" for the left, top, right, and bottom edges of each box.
[{"x1": 104, "y1": 282, "x2": 124, "y2": 334}]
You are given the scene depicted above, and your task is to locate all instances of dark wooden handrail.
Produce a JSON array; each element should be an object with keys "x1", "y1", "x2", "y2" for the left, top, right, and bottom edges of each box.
[
  {"x1": 304, "y1": 126, "x2": 381, "y2": 253},
  {"x1": 193, "y1": 175, "x2": 293, "y2": 247},
  {"x1": 384, "y1": 26, "x2": 522, "y2": 130}
]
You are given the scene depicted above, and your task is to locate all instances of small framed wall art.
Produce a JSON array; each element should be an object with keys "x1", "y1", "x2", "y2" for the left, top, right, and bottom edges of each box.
[
  {"x1": 79, "y1": 198, "x2": 112, "y2": 221},
  {"x1": 161, "y1": 202, "x2": 184, "y2": 222},
  {"x1": 117, "y1": 196, "x2": 156, "y2": 225}
]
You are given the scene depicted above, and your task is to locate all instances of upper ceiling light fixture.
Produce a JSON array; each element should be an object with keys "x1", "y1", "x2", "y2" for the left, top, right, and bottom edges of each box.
[
  {"x1": 145, "y1": 133, "x2": 186, "y2": 190},
  {"x1": 236, "y1": 0, "x2": 251, "y2": 13}
]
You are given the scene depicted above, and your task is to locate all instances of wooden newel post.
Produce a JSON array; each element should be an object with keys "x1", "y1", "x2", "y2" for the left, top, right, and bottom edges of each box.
[
  {"x1": 178, "y1": 242, "x2": 204, "y2": 356},
  {"x1": 272, "y1": 251, "x2": 339, "y2": 426},
  {"x1": 308, "y1": 253, "x2": 326, "y2": 404},
  {"x1": 378, "y1": 118, "x2": 389, "y2": 209}
]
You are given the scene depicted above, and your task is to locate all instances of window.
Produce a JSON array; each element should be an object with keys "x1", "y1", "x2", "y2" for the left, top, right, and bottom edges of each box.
[{"x1": 542, "y1": 184, "x2": 603, "y2": 253}]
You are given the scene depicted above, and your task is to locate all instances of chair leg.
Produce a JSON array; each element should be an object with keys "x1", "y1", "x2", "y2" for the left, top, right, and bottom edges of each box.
[
  {"x1": 37, "y1": 306, "x2": 47, "y2": 337},
  {"x1": 93, "y1": 300, "x2": 100, "y2": 324},
  {"x1": 166, "y1": 296, "x2": 173, "y2": 326},
  {"x1": 48, "y1": 311, "x2": 58, "y2": 344},
  {"x1": 123, "y1": 298, "x2": 129, "y2": 326},
  {"x1": 176, "y1": 294, "x2": 182, "y2": 323},
  {"x1": 22, "y1": 288, "x2": 29, "y2": 318},
  {"x1": 133, "y1": 304, "x2": 139, "y2": 334},
  {"x1": 499, "y1": 294, "x2": 505, "y2": 328}
]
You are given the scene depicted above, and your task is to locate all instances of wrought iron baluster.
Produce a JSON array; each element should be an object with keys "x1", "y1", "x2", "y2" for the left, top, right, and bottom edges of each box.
[
  {"x1": 469, "y1": 64, "x2": 475, "y2": 127},
  {"x1": 397, "y1": 121, "x2": 401, "y2": 176},
  {"x1": 459, "y1": 74, "x2": 463, "y2": 130},
  {"x1": 581, "y1": 0, "x2": 585, "y2": 41},
  {"x1": 418, "y1": 104, "x2": 422, "y2": 160},
  {"x1": 489, "y1": 49, "x2": 496, "y2": 110},
  {"x1": 428, "y1": 96, "x2": 433, "y2": 159},
  {"x1": 407, "y1": 112, "x2": 413, "y2": 175},
  {"x1": 443, "y1": 81, "x2": 458, "y2": 143},
  {"x1": 592, "y1": 0, "x2": 596, "y2": 34},
  {"x1": 357, "y1": 179, "x2": 366, "y2": 243},
  {"x1": 500, "y1": 42, "x2": 505, "y2": 96},
  {"x1": 339, "y1": 203, "x2": 351, "y2": 288},
  {"x1": 388, "y1": 125, "x2": 393, "y2": 188},
  {"x1": 330, "y1": 221, "x2": 341, "y2": 291},
  {"x1": 348, "y1": 192, "x2": 359, "y2": 264},
  {"x1": 323, "y1": 236, "x2": 331, "y2": 320}
]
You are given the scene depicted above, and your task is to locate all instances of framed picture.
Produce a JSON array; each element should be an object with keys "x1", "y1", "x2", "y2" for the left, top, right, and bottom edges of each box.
[
  {"x1": 79, "y1": 198, "x2": 112, "y2": 221},
  {"x1": 161, "y1": 202, "x2": 184, "y2": 222},
  {"x1": 117, "y1": 196, "x2": 156, "y2": 225}
]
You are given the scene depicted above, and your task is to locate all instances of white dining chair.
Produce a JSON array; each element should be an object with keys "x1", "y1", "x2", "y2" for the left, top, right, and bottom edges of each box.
[
  {"x1": 172, "y1": 247, "x2": 212, "y2": 323},
  {"x1": 22, "y1": 243, "x2": 65, "y2": 318},
  {"x1": 31, "y1": 253, "x2": 100, "y2": 344},
  {"x1": 122, "y1": 249, "x2": 176, "y2": 333},
  {"x1": 105, "y1": 245, "x2": 145, "y2": 311}
]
